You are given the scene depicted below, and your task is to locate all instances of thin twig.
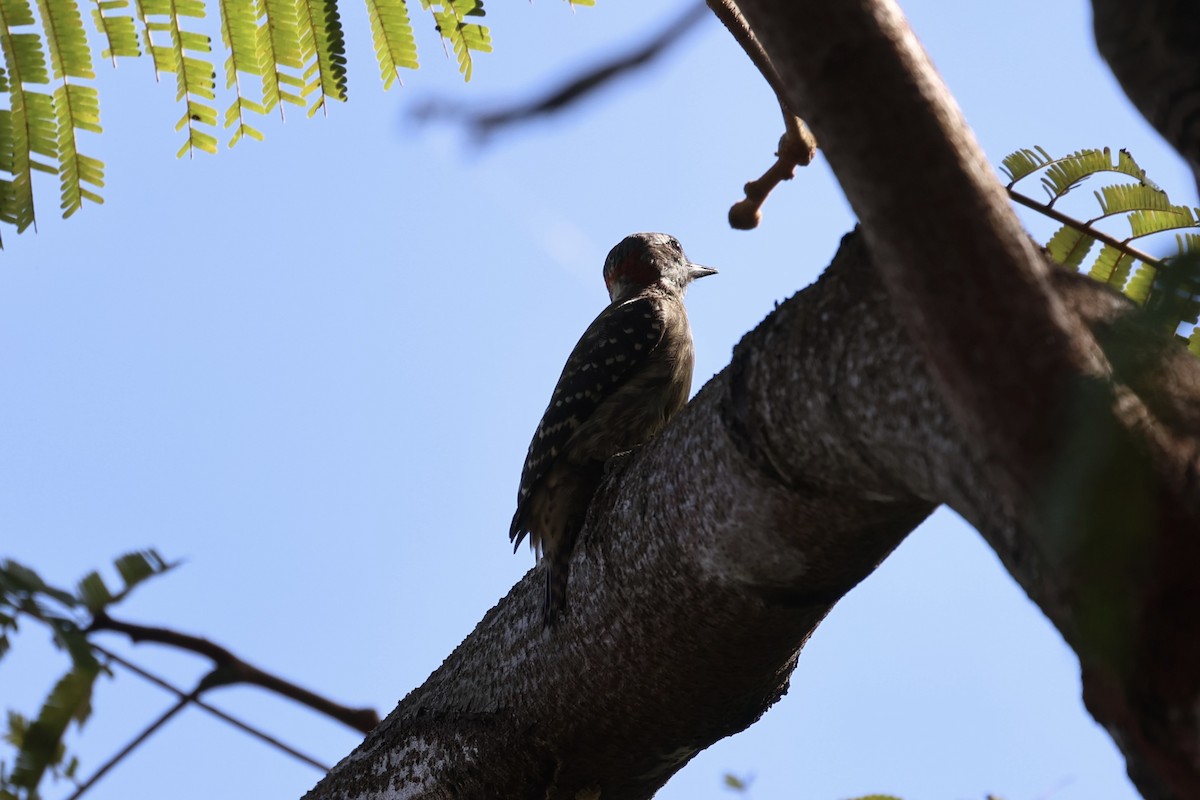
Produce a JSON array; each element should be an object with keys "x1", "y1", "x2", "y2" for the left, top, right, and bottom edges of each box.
[
  {"x1": 65, "y1": 694, "x2": 192, "y2": 800},
  {"x1": 1008, "y1": 188, "x2": 1164, "y2": 267},
  {"x1": 90, "y1": 611, "x2": 379, "y2": 733},
  {"x1": 706, "y1": 0, "x2": 791, "y2": 121},
  {"x1": 707, "y1": 0, "x2": 817, "y2": 229},
  {"x1": 411, "y1": 3, "x2": 710, "y2": 139},
  {"x1": 727, "y1": 127, "x2": 815, "y2": 229},
  {"x1": 91, "y1": 644, "x2": 332, "y2": 772}
]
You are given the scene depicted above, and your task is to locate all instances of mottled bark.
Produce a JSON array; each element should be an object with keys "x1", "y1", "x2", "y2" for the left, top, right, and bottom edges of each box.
[
  {"x1": 306, "y1": 230, "x2": 1200, "y2": 800},
  {"x1": 307, "y1": 1, "x2": 1200, "y2": 798},
  {"x1": 1091, "y1": 0, "x2": 1200, "y2": 191},
  {"x1": 733, "y1": 1, "x2": 1200, "y2": 797}
]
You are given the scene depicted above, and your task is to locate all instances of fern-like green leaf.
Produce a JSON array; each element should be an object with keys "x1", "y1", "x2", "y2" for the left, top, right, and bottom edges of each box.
[
  {"x1": 133, "y1": 0, "x2": 174, "y2": 77},
  {"x1": 91, "y1": 0, "x2": 141, "y2": 62},
  {"x1": 1087, "y1": 243, "x2": 1140, "y2": 291},
  {"x1": 1127, "y1": 205, "x2": 1199, "y2": 239},
  {"x1": 1038, "y1": 147, "x2": 1147, "y2": 205},
  {"x1": 1140, "y1": 250, "x2": 1200, "y2": 335},
  {"x1": 1000, "y1": 145, "x2": 1052, "y2": 184},
  {"x1": 1, "y1": 0, "x2": 40, "y2": 40},
  {"x1": 0, "y1": 0, "x2": 59, "y2": 235},
  {"x1": 366, "y1": 0, "x2": 416, "y2": 88},
  {"x1": 219, "y1": 0, "x2": 265, "y2": 145},
  {"x1": 75, "y1": 570, "x2": 112, "y2": 611},
  {"x1": 143, "y1": 0, "x2": 217, "y2": 156},
  {"x1": 1177, "y1": 233, "x2": 1200, "y2": 258},
  {"x1": 37, "y1": 0, "x2": 94, "y2": 81},
  {"x1": 1, "y1": 559, "x2": 78, "y2": 607},
  {"x1": 298, "y1": 0, "x2": 347, "y2": 117},
  {"x1": 111, "y1": 548, "x2": 174, "y2": 601},
  {"x1": 1045, "y1": 223, "x2": 1095, "y2": 270},
  {"x1": 258, "y1": 0, "x2": 306, "y2": 117},
  {"x1": 36, "y1": 0, "x2": 104, "y2": 217},
  {"x1": 73, "y1": 551, "x2": 174, "y2": 611},
  {"x1": 25, "y1": 90, "x2": 59, "y2": 165},
  {"x1": 1092, "y1": 182, "x2": 1173, "y2": 218},
  {"x1": 6, "y1": 664, "x2": 100, "y2": 792},
  {"x1": 425, "y1": 0, "x2": 491, "y2": 82},
  {"x1": 1126, "y1": 261, "x2": 1157, "y2": 305}
]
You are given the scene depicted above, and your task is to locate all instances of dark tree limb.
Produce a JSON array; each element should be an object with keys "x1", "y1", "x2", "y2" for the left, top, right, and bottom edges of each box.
[
  {"x1": 1091, "y1": 0, "x2": 1200, "y2": 193},
  {"x1": 410, "y1": 3, "x2": 710, "y2": 140},
  {"x1": 65, "y1": 693, "x2": 193, "y2": 800},
  {"x1": 1007, "y1": 188, "x2": 1163, "y2": 268},
  {"x1": 94, "y1": 644, "x2": 332, "y2": 771},
  {"x1": 306, "y1": 227, "x2": 1200, "y2": 800},
  {"x1": 306, "y1": 230, "x2": 940, "y2": 800},
  {"x1": 90, "y1": 611, "x2": 379, "y2": 734},
  {"x1": 733, "y1": 1, "x2": 1200, "y2": 797},
  {"x1": 305, "y1": 1, "x2": 1200, "y2": 798}
]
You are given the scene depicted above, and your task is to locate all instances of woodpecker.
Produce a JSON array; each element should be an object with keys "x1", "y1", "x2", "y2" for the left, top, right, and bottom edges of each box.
[{"x1": 510, "y1": 232, "x2": 716, "y2": 625}]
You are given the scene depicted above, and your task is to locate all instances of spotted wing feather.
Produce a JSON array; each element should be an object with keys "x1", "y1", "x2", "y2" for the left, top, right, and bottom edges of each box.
[{"x1": 510, "y1": 296, "x2": 665, "y2": 550}]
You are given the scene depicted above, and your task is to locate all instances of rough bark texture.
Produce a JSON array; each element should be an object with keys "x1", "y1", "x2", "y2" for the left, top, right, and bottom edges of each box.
[
  {"x1": 307, "y1": 1, "x2": 1200, "y2": 798},
  {"x1": 733, "y1": 1, "x2": 1200, "y2": 797},
  {"x1": 1091, "y1": 0, "x2": 1200, "y2": 190},
  {"x1": 306, "y1": 231, "x2": 1200, "y2": 800}
]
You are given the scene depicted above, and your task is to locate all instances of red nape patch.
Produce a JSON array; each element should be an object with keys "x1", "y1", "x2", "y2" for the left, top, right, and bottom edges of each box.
[{"x1": 606, "y1": 254, "x2": 659, "y2": 290}]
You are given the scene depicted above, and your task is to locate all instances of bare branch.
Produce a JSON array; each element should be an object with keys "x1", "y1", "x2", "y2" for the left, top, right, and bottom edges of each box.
[
  {"x1": 65, "y1": 694, "x2": 192, "y2": 800},
  {"x1": 707, "y1": 0, "x2": 817, "y2": 229},
  {"x1": 411, "y1": 3, "x2": 710, "y2": 140},
  {"x1": 93, "y1": 644, "x2": 332, "y2": 772},
  {"x1": 1007, "y1": 188, "x2": 1164, "y2": 268},
  {"x1": 727, "y1": 122, "x2": 816, "y2": 229},
  {"x1": 90, "y1": 612, "x2": 379, "y2": 734},
  {"x1": 306, "y1": 226, "x2": 1200, "y2": 799},
  {"x1": 305, "y1": 1, "x2": 1200, "y2": 795}
]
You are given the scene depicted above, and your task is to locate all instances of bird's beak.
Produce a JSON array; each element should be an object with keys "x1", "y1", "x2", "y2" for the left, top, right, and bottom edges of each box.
[{"x1": 688, "y1": 263, "x2": 718, "y2": 280}]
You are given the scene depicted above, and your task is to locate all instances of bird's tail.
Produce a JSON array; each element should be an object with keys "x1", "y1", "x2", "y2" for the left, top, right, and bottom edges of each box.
[{"x1": 543, "y1": 560, "x2": 569, "y2": 626}]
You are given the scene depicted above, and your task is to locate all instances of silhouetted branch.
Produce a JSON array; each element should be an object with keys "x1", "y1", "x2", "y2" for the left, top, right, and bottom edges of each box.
[
  {"x1": 706, "y1": 0, "x2": 817, "y2": 228},
  {"x1": 411, "y1": 3, "x2": 710, "y2": 139},
  {"x1": 90, "y1": 611, "x2": 379, "y2": 734},
  {"x1": 1091, "y1": 0, "x2": 1200, "y2": 194},
  {"x1": 65, "y1": 694, "x2": 193, "y2": 800},
  {"x1": 727, "y1": 122, "x2": 817, "y2": 229},
  {"x1": 1007, "y1": 188, "x2": 1164, "y2": 268},
  {"x1": 93, "y1": 644, "x2": 332, "y2": 772}
]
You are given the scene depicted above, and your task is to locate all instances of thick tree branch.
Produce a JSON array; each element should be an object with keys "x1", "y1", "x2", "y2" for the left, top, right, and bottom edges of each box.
[
  {"x1": 305, "y1": 231, "x2": 936, "y2": 800},
  {"x1": 734, "y1": 0, "x2": 1109, "y2": 505},
  {"x1": 305, "y1": 3, "x2": 1200, "y2": 798},
  {"x1": 306, "y1": 229, "x2": 1200, "y2": 800},
  {"x1": 1091, "y1": 0, "x2": 1200, "y2": 193},
  {"x1": 731, "y1": 1, "x2": 1200, "y2": 797},
  {"x1": 90, "y1": 611, "x2": 379, "y2": 734}
]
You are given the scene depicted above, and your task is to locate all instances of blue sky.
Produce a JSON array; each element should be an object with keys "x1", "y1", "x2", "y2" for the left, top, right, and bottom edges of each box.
[{"x1": 2, "y1": 1, "x2": 1194, "y2": 799}]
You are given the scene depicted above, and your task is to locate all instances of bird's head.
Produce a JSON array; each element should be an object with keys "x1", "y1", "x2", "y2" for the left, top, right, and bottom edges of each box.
[{"x1": 602, "y1": 232, "x2": 717, "y2": 302}]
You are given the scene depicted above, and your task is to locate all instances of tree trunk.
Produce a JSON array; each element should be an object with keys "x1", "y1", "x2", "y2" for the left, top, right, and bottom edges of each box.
[{"x1": 306, "y1": 1, "x2": 1200, "y2": 798}]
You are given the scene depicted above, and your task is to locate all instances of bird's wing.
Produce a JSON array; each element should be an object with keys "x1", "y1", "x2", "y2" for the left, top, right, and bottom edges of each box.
[{"x1": 510, "y1": 295, "x2": 666, "y2": 545}]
